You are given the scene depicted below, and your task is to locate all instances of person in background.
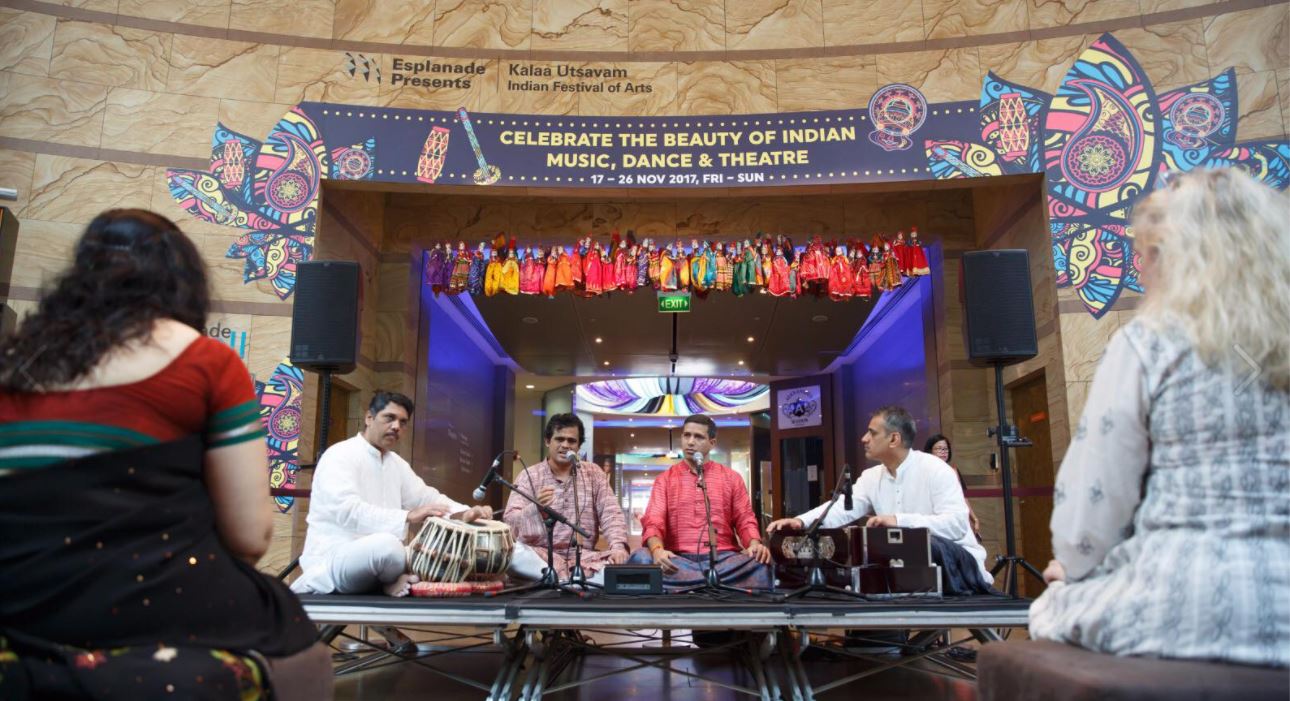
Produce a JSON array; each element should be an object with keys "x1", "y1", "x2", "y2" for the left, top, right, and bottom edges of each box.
[
  {"x1": 923, "y1": 434, "x2": 981, "y2": 539},
  {"x1": 0, "y1": 209, "x2": 329, "y2": 701},
  {"x1": 1029, "y1": 168, "x2": 1288, "y2": 668}
]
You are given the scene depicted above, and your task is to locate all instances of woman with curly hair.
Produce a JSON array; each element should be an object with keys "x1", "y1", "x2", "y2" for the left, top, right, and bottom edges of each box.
[{"x1": 0, "y1": 210, "x2": 329, "y2": 700}]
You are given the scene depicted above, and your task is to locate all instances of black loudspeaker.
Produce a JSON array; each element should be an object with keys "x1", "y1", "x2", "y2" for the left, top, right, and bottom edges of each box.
[
  {"x1": 290, "y1": 261, "x2": 361, "y2": 373},
  {"x1": 961, "y1": 249, "x2": 1037, "y2": 365}
]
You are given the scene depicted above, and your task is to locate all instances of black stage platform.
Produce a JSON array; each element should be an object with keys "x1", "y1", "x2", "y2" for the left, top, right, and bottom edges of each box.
[{"x1": 302, "y1": 591, "x2": 1030, "y2": 700}]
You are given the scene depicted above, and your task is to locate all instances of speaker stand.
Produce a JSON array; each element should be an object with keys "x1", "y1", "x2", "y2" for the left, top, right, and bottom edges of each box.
[
  {"x1": 315, "y1": 368, "x2": 335, "y2": 462},
  {"x1": 988, "y1": 362, "x2": 1044, "y2": 598}
]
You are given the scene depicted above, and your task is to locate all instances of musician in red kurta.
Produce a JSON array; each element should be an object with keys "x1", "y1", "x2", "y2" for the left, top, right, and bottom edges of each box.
[{"x1": 628, "y1": 415, "x2": 773, "y2": 590}]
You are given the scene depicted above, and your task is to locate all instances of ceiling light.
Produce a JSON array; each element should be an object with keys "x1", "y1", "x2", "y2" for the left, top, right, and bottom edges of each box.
[
  {"x1": 522, "y1": 316, "x2": 539, "y2": 324},
  {"x1": 737, "y1": 360, "x2": 745, "y2": 365},
  {"x1": 812, "y1": 314, "x2": 829, "y2": 323},
  {"x1": 630, "y1": 433, "x2": 635, "y2": 437},
  {"x1": 746, "y1": 336, "x2": 755, "y2": 342},
  {"x1": 525, "y1": 384, "x2": 535, "y2": 389},
  {"x1": 602, "y1": 361, "x2": 610, "y2": 366},
  {"x1": 595, "y1": 337, "x2": 603, "y2": 343}
]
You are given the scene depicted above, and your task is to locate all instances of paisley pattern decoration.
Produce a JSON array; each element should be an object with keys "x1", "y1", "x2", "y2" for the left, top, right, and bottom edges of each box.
[
  {"x1": 167, "y1": 107, "x2": 328, "y2": 299},
  {"x1": 1065, "y1": 224, "x2": 1130, "y2": 315},
  {"x1": 1158, "y1": 70, "x2": 1237, "y2": 171},
  {"x1": 925, "y1": 140, "x2": 1004, "y2": 179},
  {"x1": 979, "y1": 72, "x2": 1048, "y2": 174},
  {"x1": 253, "y1": 108, "x2": 327, "y2": 226},
  {"x1": 1043, "y1": 35, "x2": 1161, "y2": 224},
  {"x1": 255, "y1": 360, "x2": 305, "y2": 513},
  {"x1": 1200, "y1": 142, "x2": 1290, "y2": 191},
  {"x1": 330, "y1": 138, "x2": 376, "y2": 180}
]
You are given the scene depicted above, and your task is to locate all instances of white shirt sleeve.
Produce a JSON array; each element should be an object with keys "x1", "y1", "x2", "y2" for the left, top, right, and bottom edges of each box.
[
  {"x1": 398, "y1": 460, "x2": 470, "y2": 517},
  {"x1": 799, "y1": 475, "x2": 873, "y2": 529},
  {"x1": 895, "y1": 461, "x2": 971, "y2": 541},
  {"x1": 310, "y1": 445, "x2": 408, "y2": 536},
  {"x1": 1050, "y1": 328, "x2": 1150, "y2": 581}
]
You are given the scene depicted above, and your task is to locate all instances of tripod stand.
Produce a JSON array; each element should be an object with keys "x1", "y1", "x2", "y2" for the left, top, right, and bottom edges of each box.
[
  {"x1": 987, "y1": 362, "x2": 1045, "y2": 597},
  {"x1": 561, "y1": 460, "x2": 603, "y2": 593},
  {"x1": 778, "y1": 465, "x2": 867, "y2": 601},
  {"x1": 489, "y1": 470, "x2": 595, "y2": 597}
]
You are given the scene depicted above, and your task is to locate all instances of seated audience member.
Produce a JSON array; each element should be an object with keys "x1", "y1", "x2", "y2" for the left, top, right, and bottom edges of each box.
[
  {"x1": 923, "y1": 434, "x2": 981, "y2": 539},
  {"x1": 769, "y1": 406, "x2": 993, "y2": 595},
  {"x1": 503, "y1": 413, "x2": 629, "y2": 581},
  {"x1": 0, "y1": 210, "x2": 329, "y2": 700},
  {"x1": 628, "y1": 414, "x2": 773, "y2": 589},
  {"x1": 1029, "y1": 168, "x2": 1288, "y2": 668}
]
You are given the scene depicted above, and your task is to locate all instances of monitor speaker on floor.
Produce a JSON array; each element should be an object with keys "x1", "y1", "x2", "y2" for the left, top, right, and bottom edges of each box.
[
  {"x1": 960, "y1": 249, "x2": 1037, "y2": 365},
  {"x1": 290, "y1": 261, "x2": 361, "y2": 374}
]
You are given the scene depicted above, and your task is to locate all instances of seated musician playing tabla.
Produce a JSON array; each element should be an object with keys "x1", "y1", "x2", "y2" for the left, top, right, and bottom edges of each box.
[
  {"x1": 768, "y1": 405, "x2": 993, "y2": 595},
  {"x1": 627, "y1": 414, "x2": 774, "y2": 590}
]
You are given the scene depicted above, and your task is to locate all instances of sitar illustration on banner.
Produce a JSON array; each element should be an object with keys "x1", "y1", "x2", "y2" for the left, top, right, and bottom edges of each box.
[{"x1": 168, "y1": 33, "x2": 1289, "y2": 318}]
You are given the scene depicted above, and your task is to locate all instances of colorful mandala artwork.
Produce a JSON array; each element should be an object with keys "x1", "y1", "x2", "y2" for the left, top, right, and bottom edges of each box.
[
  {"x1": 330, "y1": 138, "x2": 376, "y2": 180},
  {"x1": 168, "y1": 107, "x2": 341, "y2": 299},
  {"x1": 868, "y1": 84, "x2": 928, "y2": 152},
  {"x1": 1158, "y1": 70, "x2": 1236, "y2": 171},
  {"x1": 1063, "y1": 224, "x2": 1131, "y2": 314},
  {"x1": 255, "y1": 360, "x2": 304, "y2": 512},
  {"x1": 253, "y1": 108, "x2": 328, "y2": 226},
  {"x1": 1200, "y1": 142, "x2": 1290, "y2": 191},
  {"x1": 1043, "y1": 35, "x2": 1161, "y2": 224}
]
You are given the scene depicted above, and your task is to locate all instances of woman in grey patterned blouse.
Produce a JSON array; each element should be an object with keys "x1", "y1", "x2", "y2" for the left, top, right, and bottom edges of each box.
[{"x1": 1029, "y1": 168, "x2": 1289, "y2": 668}]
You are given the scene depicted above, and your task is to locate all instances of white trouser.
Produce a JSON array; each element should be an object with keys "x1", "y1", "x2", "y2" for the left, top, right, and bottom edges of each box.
[{"x1": 492, "y1": 542, "x2": 606, "y2": 585}]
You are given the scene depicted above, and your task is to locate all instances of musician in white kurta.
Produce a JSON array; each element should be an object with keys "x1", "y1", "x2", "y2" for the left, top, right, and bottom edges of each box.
[{"x1": 291, "y1": 391, "x2": 496, "y2": 596}]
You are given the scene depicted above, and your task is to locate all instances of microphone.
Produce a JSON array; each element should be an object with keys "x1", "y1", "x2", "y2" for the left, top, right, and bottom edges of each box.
[
  {"x1": 472, "y1": 452, "x2": 504, "y2": 501},
  {"x1": 843, "y1": 464, "x2": 853, "y2": 511},
  {"x1": 564, "y1": 449, "x2": 580, "y2": 469}
]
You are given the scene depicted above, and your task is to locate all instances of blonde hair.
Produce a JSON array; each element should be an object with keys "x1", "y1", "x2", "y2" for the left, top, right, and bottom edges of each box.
[{"x1": 1132, "y1": 168, "x2": 1290, "y2": 391}]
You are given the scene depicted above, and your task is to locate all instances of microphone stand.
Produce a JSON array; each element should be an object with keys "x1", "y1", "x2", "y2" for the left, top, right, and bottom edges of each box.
[
  {"x1": 489, "y1": 464, "x2": 593, "y2": 597},
  {"x1": 560, "y1": 458, "x2": 603, "y2": 594},
  {"x1": 672, "y1": 456, "x2": 757, "y2": 596},
  {"x1": 778, "y1": 465, "x2": 868, "y2": 601}
]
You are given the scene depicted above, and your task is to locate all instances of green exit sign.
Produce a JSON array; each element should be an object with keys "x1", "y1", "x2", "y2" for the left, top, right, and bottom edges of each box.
[{"x1": 657, "y1": 292, "x2": 691, "y2": 313}]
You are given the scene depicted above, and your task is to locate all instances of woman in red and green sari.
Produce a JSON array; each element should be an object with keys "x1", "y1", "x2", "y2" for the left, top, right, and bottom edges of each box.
[{"x1": 0, "y1": 210, "x2": 328, "y2": 700}]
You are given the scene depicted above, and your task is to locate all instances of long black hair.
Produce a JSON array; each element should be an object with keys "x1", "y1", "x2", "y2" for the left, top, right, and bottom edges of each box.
[{"x1": 0, "y1": 209, "x2": 209, "y2": 391}]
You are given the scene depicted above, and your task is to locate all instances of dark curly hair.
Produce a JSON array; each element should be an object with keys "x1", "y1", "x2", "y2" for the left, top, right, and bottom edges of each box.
[{"x1": 0, "y1": 209, "x2": 209, "y2": 391}]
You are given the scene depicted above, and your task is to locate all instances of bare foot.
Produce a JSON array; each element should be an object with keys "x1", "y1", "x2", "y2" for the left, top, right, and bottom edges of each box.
[{"x1": 382, "y1": 573, "x2": 420, "y2": 597}]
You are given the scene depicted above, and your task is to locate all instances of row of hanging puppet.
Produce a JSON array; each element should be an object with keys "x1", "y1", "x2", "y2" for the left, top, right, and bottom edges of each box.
[{"x1": 423, "y1": 230, "x2": 931, "y2": 301}]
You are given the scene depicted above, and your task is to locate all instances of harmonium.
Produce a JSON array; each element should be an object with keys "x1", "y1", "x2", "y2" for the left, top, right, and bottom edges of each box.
[{"x1": 768, "y1": 525, "x2": 942, "y2": 597}]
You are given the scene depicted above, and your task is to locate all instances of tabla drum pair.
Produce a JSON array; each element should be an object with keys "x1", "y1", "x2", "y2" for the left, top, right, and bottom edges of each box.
[{"x1": 406, "y1": 516, "x2": 514, "y2": 583}]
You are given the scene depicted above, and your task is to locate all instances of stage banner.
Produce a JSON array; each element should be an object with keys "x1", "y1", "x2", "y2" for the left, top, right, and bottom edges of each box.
[{"x1": 305, "y1": 90, "x2": 974, "y2": 189}]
